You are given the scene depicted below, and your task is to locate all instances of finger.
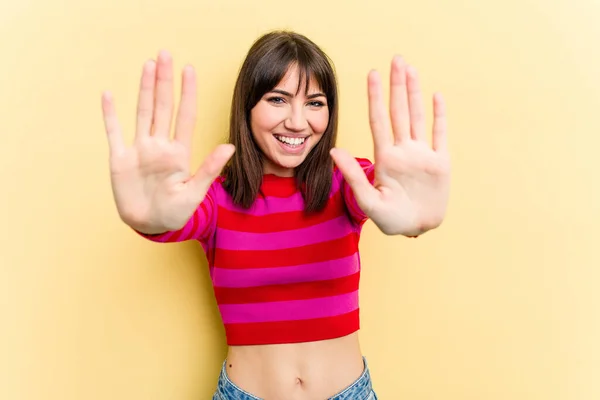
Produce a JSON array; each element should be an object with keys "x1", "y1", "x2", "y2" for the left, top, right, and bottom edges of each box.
[
  {"x1": 368, "y1": 70, "x2": 392, "y2": 151},
  {"x1": 330, "y1": 147, "x2": 379, "y2": 214},
  {"x1": 135, "y1": 59, "x2": 156, "y2": 141},
  {"x1": 101, "y1": 91, "x2": 125, "y2": 156},
  {"x1": 389, "y1": 55, "x2": 411, "y2": 144},
  {"x1": 152, "y1": 50, "x2": 175, "y2": 138},
  {"x1": 189, "y1": 144, "x2": 236, "y2": 202},
  {"x1": 173, "y1": 65, "x2": 197, "y2": 150},
  {"x1": 432, "y1": 92, "x2": 448, "y2": 152},
  {"x1": 406, "y1": 65, "x2": 426, "y2": 141}
]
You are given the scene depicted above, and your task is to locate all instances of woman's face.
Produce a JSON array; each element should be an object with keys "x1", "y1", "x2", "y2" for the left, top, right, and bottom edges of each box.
[{"x1": 250, "y1": 64, "x2": 330, "y2": 177}]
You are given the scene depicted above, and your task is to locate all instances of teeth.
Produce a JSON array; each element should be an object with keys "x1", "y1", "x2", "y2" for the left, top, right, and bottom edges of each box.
[{"x1": 275, "y1": 135, "x2": 306, "y2": 146}]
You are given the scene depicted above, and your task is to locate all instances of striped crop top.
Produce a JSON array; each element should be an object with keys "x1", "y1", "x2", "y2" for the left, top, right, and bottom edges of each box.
[{"x1": 138, "y1": 158, "x2": 375, "y2": 345}]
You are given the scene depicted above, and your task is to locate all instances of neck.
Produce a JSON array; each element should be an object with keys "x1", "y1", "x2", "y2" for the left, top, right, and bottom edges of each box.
[{"x1": 263, "y1": 161, "x2": 295, "y2": 177}]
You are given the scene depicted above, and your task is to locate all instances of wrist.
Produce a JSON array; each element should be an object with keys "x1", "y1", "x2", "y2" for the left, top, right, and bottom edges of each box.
[{"x1": 123, "y1": 217, "x2": 170, "y2": 236}]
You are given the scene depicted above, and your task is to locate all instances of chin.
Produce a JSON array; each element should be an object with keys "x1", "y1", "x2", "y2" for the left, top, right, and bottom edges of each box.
[
  {"x1": 263, "y1": 152, "x2": 309, "y2": 176},
  {"x1": 276, "y1": 155, "x2": 308, "y2": 169}
]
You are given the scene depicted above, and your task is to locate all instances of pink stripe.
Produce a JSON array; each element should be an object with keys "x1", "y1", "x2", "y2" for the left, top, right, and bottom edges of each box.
[
  {"x1": 218, "y1": 290, "x2": 359, "y2": 323},
  {"x1": 211, "y1": 254, "x2": 359, "y2": 288},
  {"x1": 215, "y1": 183, "x2": 342, "y2": 216},
  {"x1": 214, "y1": 216, "x2": 353, "y2": 250}
]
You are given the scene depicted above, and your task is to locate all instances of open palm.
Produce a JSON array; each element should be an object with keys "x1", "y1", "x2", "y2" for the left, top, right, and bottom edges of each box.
[
  {"x1": 331, "y1": 56, "x2": 450, "y2": 236},
  {"x1": 101, "y1": 51, "x2": 234, "y2": 234}
]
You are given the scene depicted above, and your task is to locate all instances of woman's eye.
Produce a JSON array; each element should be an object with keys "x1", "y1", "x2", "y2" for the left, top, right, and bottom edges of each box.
[
  {"x1": 309, "y1": 101, "x2": 325, "y2": 107},
  {"x1": 267, "y1": 97, "x2": 285, "y2": 104}
]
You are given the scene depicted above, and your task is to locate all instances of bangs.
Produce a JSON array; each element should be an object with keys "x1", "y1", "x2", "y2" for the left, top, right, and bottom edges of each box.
[{"x1": 246, "y1": 41, "x2": 335, "y2": 110}]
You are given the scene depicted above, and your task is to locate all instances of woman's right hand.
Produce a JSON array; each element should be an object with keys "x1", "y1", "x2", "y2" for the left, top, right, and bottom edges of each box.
[{"x1": 101, "y1": 50, "x2": 235, "y2": 234}]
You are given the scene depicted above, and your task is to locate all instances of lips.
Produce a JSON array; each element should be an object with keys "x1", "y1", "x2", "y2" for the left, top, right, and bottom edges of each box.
[
  {"x1": 274, "y1": 134, "x2": 307, "y2": 147},
  {"x1": 273, "y1": 134, "x2": 309, "y2": 154}
]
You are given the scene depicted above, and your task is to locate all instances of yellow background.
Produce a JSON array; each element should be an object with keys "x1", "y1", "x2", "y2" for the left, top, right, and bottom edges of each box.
[{"x1": 1, "y1": 0, "x2": 599, "y2": 399}]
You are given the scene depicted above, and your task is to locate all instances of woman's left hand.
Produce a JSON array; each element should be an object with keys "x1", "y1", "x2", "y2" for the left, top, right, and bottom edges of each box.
[{"x1": 331, "y1": 56, "x2": 450, "y2": 237}]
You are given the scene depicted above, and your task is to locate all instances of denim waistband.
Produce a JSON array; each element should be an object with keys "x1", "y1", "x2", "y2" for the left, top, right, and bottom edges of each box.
[{"x1": 214, "y1": 356, "x2": 374, "y2": 400}]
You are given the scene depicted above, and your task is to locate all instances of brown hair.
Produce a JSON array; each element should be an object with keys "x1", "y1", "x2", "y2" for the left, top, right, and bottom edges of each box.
[{"x1": 222, "y1": 30, "x2": 339, "y2": 213}]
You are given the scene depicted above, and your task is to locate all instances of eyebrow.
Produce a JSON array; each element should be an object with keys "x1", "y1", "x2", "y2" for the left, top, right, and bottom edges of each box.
[{"x1": 269, "y1": 89, "x2": 326, "y2": 99}]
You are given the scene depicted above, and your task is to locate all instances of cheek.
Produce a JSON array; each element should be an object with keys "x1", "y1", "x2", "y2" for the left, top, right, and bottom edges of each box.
[
  {"x1": 310, "y1": 110, "x2": 330, "y2": 135},
  {"x1": 251, "y1": 104, "x2": 282, "y2": 135}
]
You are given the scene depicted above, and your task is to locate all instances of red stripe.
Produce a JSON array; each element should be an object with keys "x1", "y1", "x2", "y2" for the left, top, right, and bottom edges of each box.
[
  {"x1": 213, "y1": 232, "x2": 359, "y2": 269},
  {"x1": 224, "y1": 309, "x2": 360, "y2": 345},
  {"x1": 258, "y1": 175, "x2": 298, "y2": 197},
  {"x1": 217, "y1": 191, "x2": 344, "y2": 233},
  {"x1": 214, "y1": 272, "x2": 360, "y2": 304}
]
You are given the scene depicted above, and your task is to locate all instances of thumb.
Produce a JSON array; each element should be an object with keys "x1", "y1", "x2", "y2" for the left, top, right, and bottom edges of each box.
[
  {"x1": 189, "y1": 144, "x2": 235, "y2": 202},
  {"x1": 330, "y1": 147, "x2": 378, "y2": 212}
]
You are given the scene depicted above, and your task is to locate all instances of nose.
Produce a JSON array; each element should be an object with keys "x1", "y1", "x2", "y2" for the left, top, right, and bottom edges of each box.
[{"x1": 283, "y1": 106, "x2": 308, "y2": 132}]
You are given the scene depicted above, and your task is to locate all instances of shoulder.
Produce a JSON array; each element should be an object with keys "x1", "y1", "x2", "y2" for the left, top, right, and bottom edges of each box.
[{"x1": 204, "y1": 176, "x2": 229, "y2": 200}]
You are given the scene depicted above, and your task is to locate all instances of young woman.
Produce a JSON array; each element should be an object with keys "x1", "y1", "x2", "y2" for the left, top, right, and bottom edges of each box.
[{"x1": 101, "y1": 31, "x2": 450, "y2": 400}]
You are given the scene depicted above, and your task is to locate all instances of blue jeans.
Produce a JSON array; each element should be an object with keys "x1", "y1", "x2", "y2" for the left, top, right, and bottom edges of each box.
[{"x1": 212, "y1": 356, "x2": 377, "y2": 400}]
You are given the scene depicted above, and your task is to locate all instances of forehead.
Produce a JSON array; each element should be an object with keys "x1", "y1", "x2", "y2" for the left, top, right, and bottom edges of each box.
[{"x1": 275, "y1": 64, "x2": 322, "y2": 94}]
